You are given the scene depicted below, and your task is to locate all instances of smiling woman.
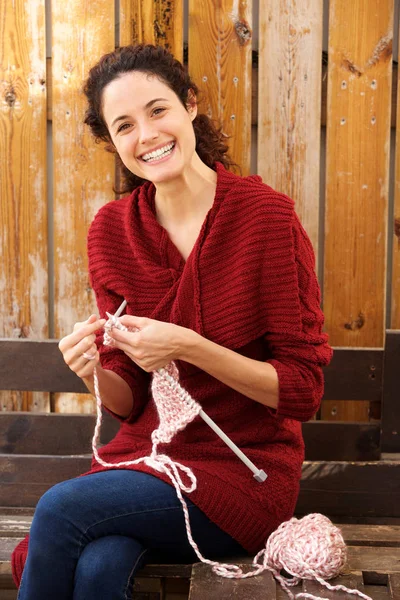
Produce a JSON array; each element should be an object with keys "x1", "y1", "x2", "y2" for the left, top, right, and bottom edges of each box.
[
  {"x1": 83, "y1": 45, "x2": 236, "y2": 196},
  {"x1": 12, "y1": 44, "x2": 333, "y2": 600},
  {"x1": 101, "y1": 71, "x2": 198, "y2": 186}
]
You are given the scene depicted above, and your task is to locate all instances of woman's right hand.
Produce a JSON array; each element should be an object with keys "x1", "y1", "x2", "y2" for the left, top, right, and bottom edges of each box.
[{"x1": 58, "y1": 314, "x2": 106, "y2": 379}]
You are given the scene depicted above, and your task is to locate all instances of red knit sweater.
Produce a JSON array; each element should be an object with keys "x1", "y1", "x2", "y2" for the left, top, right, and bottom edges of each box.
[{"x1": 12, "y1": 162, "x2": 332, "y2": 586}]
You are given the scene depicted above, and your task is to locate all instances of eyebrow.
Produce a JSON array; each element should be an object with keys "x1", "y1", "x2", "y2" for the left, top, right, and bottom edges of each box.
[{"x1": 111, "y1": 98, "x2": 169, "y2": 129}]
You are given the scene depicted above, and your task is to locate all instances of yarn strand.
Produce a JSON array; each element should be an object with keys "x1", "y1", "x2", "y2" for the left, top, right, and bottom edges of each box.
[{"x1": 90, "y1": 314, "x2": 372, "y2": 600}]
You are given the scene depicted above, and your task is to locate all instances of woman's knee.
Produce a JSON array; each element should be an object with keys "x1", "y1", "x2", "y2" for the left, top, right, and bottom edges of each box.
[
  {"x1": 73, "y1": 536, "x2": 147, "y2": 599},
  {"x1": 31, "y1": 479, "x2": 82, "y2": 538}
]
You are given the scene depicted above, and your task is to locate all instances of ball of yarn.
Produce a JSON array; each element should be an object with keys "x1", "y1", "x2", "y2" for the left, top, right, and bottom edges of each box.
[{"x1": 265, "y1": 513, "x2": 347, "y2": 583}]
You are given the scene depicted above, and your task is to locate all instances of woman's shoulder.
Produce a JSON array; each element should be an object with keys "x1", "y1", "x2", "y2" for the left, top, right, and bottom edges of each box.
[
  {"x1": 217, "y1": 163, "x2": 295, "y2": 214},
  {"x1": 90, "y1": 194, "x2": 132, "y2": 227},
  {"x1": 223, "y1": 169, "x2": 296, "y2": 225}
]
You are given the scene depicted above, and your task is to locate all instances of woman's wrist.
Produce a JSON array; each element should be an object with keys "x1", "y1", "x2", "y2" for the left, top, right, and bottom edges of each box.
[{"x1": 178, "y1": 328, "x2": 204, "y2": 362}]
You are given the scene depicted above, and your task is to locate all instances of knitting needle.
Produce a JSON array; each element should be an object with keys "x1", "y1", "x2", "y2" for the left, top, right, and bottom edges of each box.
[
  {"x1": 109, "y1": 299, "x2": 267, "y2": 483},
  {"x1": 113, "y1": 299, "x2": 127, "y2": 318},
  {"x1": 198, "y1": 409, "x2": 267, "y2": 482}
]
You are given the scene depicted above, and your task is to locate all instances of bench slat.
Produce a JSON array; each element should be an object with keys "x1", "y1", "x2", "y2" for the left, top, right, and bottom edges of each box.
[
  {"x1": 1, "y1": 541, "x2": 399, "y2": 592},
  {"x1": 0, "y1": 412, "x2": 119, "y2": 455},
  {"x1": 0, "y1": 517, "x2": 31, "y2": 537},
  {"x1": 188, "y1": 563, "x2": 276, "y2": 600},
  {"x1": 299, "y1": 460, "x2": 400, "y2": 517},
  {"x1": 303, "y1": 573, "x2": 366, "y2": 599},
  {"x1": 339, "y1": 524, "x2": 400, "y2": 547},
  {"x1": 0, "y1": 412, "x2": 381, "y2": 461},
  {"x1": 0, "y1": 340, "x2": 384, "y2": 402},
  {"x1": 0, "y1": 537, "x2": 24, "y2": 574},
  {"x1": 0, "y1": 340, "x2": 87, "y2": 393},
  {"x1": 1, "y1": 517, "x2": 399, "y2": 547},
  {"x1": 347, "y1": 546, "x2": 400, "y2": 573},
  {"x1": 2, "y1": 455, "x2": 400, "y2": 517},
  {"x1": 389, "y1": 574, "x2": 400, "y2": 599},
  {"x1": 0, "y1": 455, "x2": 91, "y2": 506}
]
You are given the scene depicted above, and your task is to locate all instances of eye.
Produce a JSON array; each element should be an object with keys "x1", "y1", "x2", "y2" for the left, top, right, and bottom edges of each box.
[
  {"x1": 152, "y1": 107, "x2": 165, "y2": 116},
  {"x1": 117, "y1": 123, "x2": 132, "y2": 133}
]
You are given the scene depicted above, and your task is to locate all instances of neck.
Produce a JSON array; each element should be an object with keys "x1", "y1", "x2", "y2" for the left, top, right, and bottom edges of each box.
[{"x1": 153, "y1": 154, "x2": 217, "y2": 226}]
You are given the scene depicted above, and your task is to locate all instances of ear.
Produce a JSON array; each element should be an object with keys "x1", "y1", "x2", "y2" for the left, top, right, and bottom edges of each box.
[{"x1": 186, "y1": 89, "x2": 198, "y2": 121}]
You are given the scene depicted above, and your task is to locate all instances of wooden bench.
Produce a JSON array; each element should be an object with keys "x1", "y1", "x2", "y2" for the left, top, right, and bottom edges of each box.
[{"x1": 0, "y1": 331, "x2": 400, "y2": 599}]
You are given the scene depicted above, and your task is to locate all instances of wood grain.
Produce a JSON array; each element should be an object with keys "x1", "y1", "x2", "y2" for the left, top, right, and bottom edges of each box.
[
  {"x1": 392, "y1": 18, "x2": 400, "y2": 329},
  {"x1": 189, "y1": 563, "x2": 276, "y2": 600},
  {"x1": 298, "y1": 460, "x2": 400, "y2": 517},
  {"x1": 324, "y1": 0, "x2": 393, "y2": 348},
  {"x1": 120, "y1": 0, "x2": 183, "y2": 62},
  {"x1": 188, "y1": 0, "x2": 252, "y2": 173},
  {"x1": 0, "y1": 0, "x2": 49, "y2": 412},
  {"x1": 322, "y1": 0, "x2": 394, "y2": 423},
  {"x1": 51, "y1": 0, "x2": 115, "y2": 413},
  {"x1": 46, "y1": 57, "x2": 399, "y2": 128},
  {"x1": 257, "y1": 0, "x2": 323, "y2": 252},
  {"x1": 303, "y1": 573, "x2": 365, "y2": 599},
  {"x1": 389, "y1": 574, "x2": 400, "y2": 599}
]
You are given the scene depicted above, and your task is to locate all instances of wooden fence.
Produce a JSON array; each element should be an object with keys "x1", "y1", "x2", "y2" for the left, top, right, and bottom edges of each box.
[{"x1": 1, "y1": 0, "x2": 399, "y2": 420}]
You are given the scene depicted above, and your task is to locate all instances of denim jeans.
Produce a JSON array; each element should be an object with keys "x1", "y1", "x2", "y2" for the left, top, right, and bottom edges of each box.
[{"x1": 17, "y1": 470, "x2": 245, "y2": 600}]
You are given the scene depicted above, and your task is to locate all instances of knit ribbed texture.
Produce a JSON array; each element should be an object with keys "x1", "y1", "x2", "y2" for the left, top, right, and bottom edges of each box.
[{"x1": 11, "y1": 163, "x2": 332, "y2": 587}]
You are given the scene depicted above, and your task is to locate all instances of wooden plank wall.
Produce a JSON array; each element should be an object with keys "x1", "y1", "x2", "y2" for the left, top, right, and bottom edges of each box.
[
  {"x1": 322, "y1": 0, "x2": 394, "y2": 421},
  {"x1": 0, "y1": 0, "x2": 49, "y2": 412},
  {"x1": 188, "y1": 0, "x2": 252, "y2": 173},
  {"x1": 1, "y1": 0, "x2": 399, "y2": 420},
  {"x1": 393, "y1": 16, "x2": 400, "y2": 329},
  {"x1": 120, "y1": 0, "x2": 183, "y2": 59},
  {"x1": 257, "y1": 0, "x2": 323, "y2": 252},
  {"x1": 51, "y1": 0, "x2": 115, "y2": 413}
]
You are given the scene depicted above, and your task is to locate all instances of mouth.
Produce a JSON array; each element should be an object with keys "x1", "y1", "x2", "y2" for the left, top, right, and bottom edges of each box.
[{"x1": 139, "y1": 141, "x2": 176, "y2": 164}]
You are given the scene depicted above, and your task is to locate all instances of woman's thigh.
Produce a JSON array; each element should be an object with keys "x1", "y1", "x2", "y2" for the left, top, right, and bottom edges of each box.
[{"x1": 37, "y1": 469, "x2": 244, "y2": 561}]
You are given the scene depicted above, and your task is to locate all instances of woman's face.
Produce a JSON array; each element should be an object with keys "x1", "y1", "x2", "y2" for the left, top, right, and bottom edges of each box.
[{"x1": 102, "y1": 71, "x2": 197, "y2": 185}]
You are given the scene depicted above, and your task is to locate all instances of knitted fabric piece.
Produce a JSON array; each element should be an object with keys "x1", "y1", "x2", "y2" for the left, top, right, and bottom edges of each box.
[{"x1": 92, "y1": 315, "x2": 372, "y2": 600}]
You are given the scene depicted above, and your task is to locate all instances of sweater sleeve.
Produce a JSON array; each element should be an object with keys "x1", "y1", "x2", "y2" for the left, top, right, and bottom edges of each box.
[
  {"x1": 265, "y1": 213, "x2": 333, "y2": 422},
  {"x1": 89, "y1": 277, "x2": 151, "y2": 423}
]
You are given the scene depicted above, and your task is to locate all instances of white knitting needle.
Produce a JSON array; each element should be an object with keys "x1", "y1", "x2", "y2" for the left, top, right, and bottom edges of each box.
[
  {"x1": 198, "y1": 409, "x2": 267, "y2": 482},
  {"x1": 113, "y1": 299, "x2": 127, "y2": 318},
  {"x1": 108, "y1": 299, "x2": 267, "y2": 483}
]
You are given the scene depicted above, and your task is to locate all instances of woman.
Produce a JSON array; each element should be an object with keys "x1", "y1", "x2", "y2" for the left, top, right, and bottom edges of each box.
[{"x1": 13, "y1": 44, "x2": 332, "y2": 599}]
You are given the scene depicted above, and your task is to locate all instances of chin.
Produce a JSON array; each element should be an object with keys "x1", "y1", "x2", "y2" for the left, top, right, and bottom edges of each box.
[{"x1": 143, "y1": 163, "x2": 186, "y2": 185}]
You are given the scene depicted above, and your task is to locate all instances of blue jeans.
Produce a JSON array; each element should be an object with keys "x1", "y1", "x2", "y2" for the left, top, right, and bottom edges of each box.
[{"x1": 17, "y1": 470, "x2": 245, "y2": 599}]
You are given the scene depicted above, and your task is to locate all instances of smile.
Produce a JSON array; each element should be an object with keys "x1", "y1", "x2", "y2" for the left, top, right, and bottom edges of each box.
[{"x1": 140, "y1": 142, "x2": 175, "y2": 163}]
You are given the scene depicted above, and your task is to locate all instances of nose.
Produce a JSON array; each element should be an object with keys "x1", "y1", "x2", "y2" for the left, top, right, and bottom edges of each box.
[{"x1": 138, "y1": 119, "x2": 159, "y2": 146}]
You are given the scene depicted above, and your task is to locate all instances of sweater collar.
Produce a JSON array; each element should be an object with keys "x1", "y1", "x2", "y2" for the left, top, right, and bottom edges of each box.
[{"x1": 126, "y1": 162, "x2": 241, "y2": 273}]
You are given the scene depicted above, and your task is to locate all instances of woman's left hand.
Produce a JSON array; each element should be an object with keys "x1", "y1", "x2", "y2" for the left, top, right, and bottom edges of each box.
[{"x1": 108, "y1": 315, "x2": 197, "y2": 372}]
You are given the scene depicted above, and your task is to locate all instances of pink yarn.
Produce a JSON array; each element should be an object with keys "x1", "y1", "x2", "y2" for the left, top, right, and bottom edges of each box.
[{"x1": 90, "y1": 315, "x2": 372, "y2": 600}]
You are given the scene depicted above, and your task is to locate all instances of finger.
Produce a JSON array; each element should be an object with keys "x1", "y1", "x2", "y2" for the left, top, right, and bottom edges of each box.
[
  {"x1": 69, "y1": 350, "x2": 99, "y2": 375},
  {"x1": 73, "y1": 314, "x2": 98, "y2": 332},
  {"x1": 118, "y1": 315, "x2": 147, "y2": 329},
  {"x1": 61, "y1": 319, "x2": 106, "y2": 352},
  {"x1": 75, "y1": 353, "x2": 100, "y2": 378},
  {"x1": 63, "y1": 335, "x2": 97, "y2": 366},
  {"x1": 82, "y1": 350, "x2": 97, "y2": 360},
  {"x1": 58, "y1": 317, "x2": 105, "y2": 354},
  {"x1": 82, "y1": 342, "x2": 98, "y2": 360},
  {"x1": 110, "y1": 336, "x2": 137, "y2": 356},
  {"x1": 110, "y1": 327, "x2": 139, "y2": 343},
  {"x1": 110, "y1": 331, "x2": 144, "y2": 360}
]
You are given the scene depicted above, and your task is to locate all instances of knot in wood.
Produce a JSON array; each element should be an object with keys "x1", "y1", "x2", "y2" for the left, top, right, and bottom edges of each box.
[
  {"x1": 5, "y1": 88, "x2": 16, "y2": 107},
  {"x1": 394, "y1": 217, "x2": 400, "y2": 241},
  {"x1": 344, "y1": 312, "x2": 365, "y2": 331},
  {"x1": 235, "y1": 21, "x2": 252, "y2": 45}
]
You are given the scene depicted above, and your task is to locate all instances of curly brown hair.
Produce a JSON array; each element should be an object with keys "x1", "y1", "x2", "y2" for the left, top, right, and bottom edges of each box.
[{"x1": 83, "y1": 44, "x2": 238, "y2": 195}]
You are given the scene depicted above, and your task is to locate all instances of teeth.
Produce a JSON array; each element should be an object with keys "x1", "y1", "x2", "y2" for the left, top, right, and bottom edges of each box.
[{"x1": 142, "y1": 142, "x2": 174, "y2": 162}]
